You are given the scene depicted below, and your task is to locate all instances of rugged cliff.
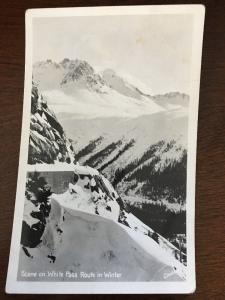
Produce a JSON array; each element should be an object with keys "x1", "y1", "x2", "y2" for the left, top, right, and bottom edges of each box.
[{"x1": 28, "y1": 83, "x2": 75, "y2": 164}]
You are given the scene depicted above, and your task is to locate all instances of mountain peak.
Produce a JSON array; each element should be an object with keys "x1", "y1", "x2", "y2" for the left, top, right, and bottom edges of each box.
[
  {"x1": 61, "y1": 59, "x2": 95, "y2": 84},
  {"x1": 102, "y1": 68, "x2": 144, "y2": 100}
]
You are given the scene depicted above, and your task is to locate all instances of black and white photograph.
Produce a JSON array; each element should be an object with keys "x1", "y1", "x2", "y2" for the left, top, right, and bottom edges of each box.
[{"x1": 6, "y1": 5, "x2": 205, "y2": 294}]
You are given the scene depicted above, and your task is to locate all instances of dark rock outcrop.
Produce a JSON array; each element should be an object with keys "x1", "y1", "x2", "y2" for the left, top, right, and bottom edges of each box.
[{"x1": 28, "y1": 83, "x2": 75, "y2": 164}]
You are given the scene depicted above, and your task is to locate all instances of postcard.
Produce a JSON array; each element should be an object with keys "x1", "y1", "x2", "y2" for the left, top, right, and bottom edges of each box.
[{"x1": 6, "y1": 5, "x2": 205, "y2": 294}]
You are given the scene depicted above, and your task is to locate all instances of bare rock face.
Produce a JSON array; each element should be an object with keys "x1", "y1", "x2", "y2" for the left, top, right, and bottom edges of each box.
[{"x1": 28, "y1": 83, "x2": 75, "y2": 164}]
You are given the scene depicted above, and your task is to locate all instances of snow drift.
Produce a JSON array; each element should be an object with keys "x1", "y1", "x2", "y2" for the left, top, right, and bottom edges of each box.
[{"x1": 19, "y1": 165, "x2": 186, "y2": 282}]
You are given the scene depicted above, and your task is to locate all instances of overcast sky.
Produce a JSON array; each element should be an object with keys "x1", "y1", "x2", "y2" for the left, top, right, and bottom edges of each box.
[{"x1": 33, "y1": 14, "x2": 193, "y2": 95}]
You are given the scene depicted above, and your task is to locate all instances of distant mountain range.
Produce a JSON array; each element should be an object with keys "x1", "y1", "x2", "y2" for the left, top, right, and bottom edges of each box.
[
  {"x1": 18, "y1": 58, "x2": 189, "y2": 285},
  {"x1": 30, "y1": 58, "x2": 188, "y2": 246},
  {"x1": 33, "y1": 59, "x2": 188, "y2": 119}
]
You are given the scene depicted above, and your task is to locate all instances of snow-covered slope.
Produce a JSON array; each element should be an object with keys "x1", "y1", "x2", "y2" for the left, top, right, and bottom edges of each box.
[
  {"x1": 28, "y1": 58, "x2": 188, "y2": 272},
  {"x1": 33, "y1": 58, "x2": 189, "y2": 121},
  {"x1": 102, "y1": 68, "x2": 149, "y2": 99},
  {"x1": 151, "y1": 92, "x2": 189, "y2": 109},
  {"x1": 65, "y1": 112, "x2": 187, "y2": 213},
  {"x1": 42, "y1": 88, "x2": 164, "y2": 119},
  {"x1": 19, "y1": 165, "x2": 186, "y2": 281},
  {"x1": 61, "y1": 108, "x2": 188, "y2": 161},
  {"x1": 28, "y1": 83, "x2": 75, "y2": 164},
  {"x1": 113, "y1": 139, "x2": 187, "y2": 207},
  {"x1": 51, "y1": 165, "x2": 121, "y2": 222},
  {"x1": 19, "y1": 206, "x2": 184, "y2": 281},
  {"x1": 33, "y1": 59, "x2": 164, "y2": 119}
]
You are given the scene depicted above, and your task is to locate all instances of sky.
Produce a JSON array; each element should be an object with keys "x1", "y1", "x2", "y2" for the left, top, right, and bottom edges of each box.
[{"x1": 33, "y1": 14, "x2": 193, "y2": 95}]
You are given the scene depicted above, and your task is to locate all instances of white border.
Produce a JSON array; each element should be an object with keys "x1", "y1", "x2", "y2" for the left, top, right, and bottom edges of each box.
[{"x1": 5, "y1": 5, "x2": 205, "y2": 294}]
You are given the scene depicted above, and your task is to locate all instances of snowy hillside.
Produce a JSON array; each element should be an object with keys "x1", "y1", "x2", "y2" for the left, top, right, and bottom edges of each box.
[
  {"x1": 19, "y1": 165, "x2": 186, "y2": 281},
  {"x1": 33, "y1": 59, "x2": 164, "y2": 119},
  {"x1": 33, "y1": 59, "x2": 189, "y2": 119},
  {"x1": 102, "y1": 68, "x2": 149, "y2": 99},
  {"x1": 66, "y1": 114, "x2": 187, "y2": 213},
  {"x1": 151, "y1": 92, "x2": 189, "y2": 110},
  {"x1": 27, "y1": 58, "x2": 188, "y2": 273},
  {"x1": 28, "y1": 83, "x2": 75, "y2": 164}
]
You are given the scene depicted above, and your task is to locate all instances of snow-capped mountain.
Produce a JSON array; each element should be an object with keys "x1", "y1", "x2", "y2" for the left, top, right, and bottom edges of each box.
[
  {"x1": 32, "y1": 59, "x2": 188, "y2": 152},
  {"x1": 102, "y1": 68, "x2": 148, "y2": 99},
  {"x1": 28, "y1": 58, "x2": 188, "y2": 271},
  {"x1": 29, "y1": 83, "x2": 75, "y2": 164},
  {"x1": 61, "y1": 59, "x2": 106, "y2": 94},
  {"x1": 33, "y1": 59, "x2": 165, "y2": 118},
  {"x1": 33, "y1": 58, "x2": 106, "y2": 93},
  {"x1": 19, "y1": 165, "x2": 186, "y2": 281}
]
